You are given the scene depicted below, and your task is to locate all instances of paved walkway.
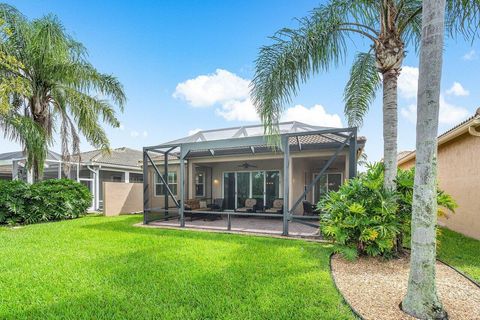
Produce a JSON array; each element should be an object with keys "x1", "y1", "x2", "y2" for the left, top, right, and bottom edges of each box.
[{"x1": 149, "y1": 216, "x2": 320, "y2": 238}]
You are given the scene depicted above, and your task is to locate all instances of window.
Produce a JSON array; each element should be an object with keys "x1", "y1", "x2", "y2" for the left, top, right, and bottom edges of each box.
[
  {"x1": 155, "y1": 172, "x2": 177, "y2": 196},
  {"x1": 313, "y1": 173, "x2": 343, "y2": 202},
  {"x1": 195, "y1": 171, "x2": 205, "y2": 197},
  {"x1": 111, "y1": 175, "x2": 123, "y2": 182},
  {"x1": 130, "y1": 173, "x2": 143, "y2": 183}
]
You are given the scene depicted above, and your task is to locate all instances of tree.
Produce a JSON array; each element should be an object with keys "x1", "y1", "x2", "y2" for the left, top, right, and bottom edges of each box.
[
  {"x1": 251, "y1": 0, "x2": 479, "y2": 191},
  {"x1": 402, "y1": 0, "x2": 447, "y2": 318},
  {"x1": 0, "y1": 4, "x2": 126, "y2": 180}
]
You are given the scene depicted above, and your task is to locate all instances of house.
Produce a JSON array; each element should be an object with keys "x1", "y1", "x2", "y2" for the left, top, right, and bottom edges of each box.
[
  {"x1": 398, "y1": 108, "x2": 480, "y2": 240},
  {"x1": 0, "y1": 147, "x2": 143, "y2": 211},
  {"x1": 142, "y1": 122, "x2": 365, "y2": 236}
]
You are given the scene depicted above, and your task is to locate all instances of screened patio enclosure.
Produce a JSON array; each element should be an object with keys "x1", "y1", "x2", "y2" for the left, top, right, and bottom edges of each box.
[{"x1": 143, "y1": 122, "x2": 365, "y2": 236}]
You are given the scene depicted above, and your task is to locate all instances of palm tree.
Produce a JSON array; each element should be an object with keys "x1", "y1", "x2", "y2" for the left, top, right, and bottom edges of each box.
[
  {"x1": 402, "y1": 0, "x2": 447, "y2": 318},
  {"x1": 251, "y1": 0, "x2": 479, "y2": 191},
  {"x1": 0, "y1": 4, "x2": 126, "y2": 180}
]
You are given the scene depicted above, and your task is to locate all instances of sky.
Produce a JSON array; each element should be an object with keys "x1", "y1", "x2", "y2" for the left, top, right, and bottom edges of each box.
[{"x1": 1, "y1": 0, "x2": 479, "y2": 163}]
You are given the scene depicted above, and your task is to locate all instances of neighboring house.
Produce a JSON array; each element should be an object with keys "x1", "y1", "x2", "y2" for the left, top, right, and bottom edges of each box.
[
  {"x1": 142, "y1": 122, "x2": 365, "y2": 236},
  {"x1": 398, "y1": 109, "x2": 480, "y2": 240},
  {"x1": 0, "y1": 147, "x2": 143, "y2": 211}
]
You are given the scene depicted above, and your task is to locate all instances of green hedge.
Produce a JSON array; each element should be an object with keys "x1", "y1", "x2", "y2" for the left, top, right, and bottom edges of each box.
[{"x1": 0, "y1": 179, "x2": 91, "y2": 225}]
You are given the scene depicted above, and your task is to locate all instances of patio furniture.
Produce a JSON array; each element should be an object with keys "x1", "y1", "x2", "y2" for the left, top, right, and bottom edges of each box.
[
  {"x1": 264, "y1": 199, "x2": 283, "y2": 214},
  {"x1": 302, "y1": 200, "x2": 318, "y2": 216},
  {"x1": 184, "y1": 199, "x2": 211, "y2": 221},
  {"x1": 253, "y1": 199, "x2": 265, "y2": 213},
  {"x1": 235, "y1": 198, "x2": 257, "y2": 213},
  {"x1": 208, "y1": 198, "x2": 225, "y2": 213}
]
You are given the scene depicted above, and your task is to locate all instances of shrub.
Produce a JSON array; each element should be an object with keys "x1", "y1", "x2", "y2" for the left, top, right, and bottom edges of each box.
[
  {"x1": 0, "y1": 179, "x2": 30, "y2": 225},
  {"x1": 320, "y1": 163, "x2": 457, "y2": 260},
  {"x1": 0, "y1": 179, "x2": 91, "y2": 225}
]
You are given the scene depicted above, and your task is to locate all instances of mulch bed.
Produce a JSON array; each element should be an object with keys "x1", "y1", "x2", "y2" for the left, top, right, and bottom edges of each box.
[{"x1": 331, "y1": 254, "x2": 480, "y2": 320}]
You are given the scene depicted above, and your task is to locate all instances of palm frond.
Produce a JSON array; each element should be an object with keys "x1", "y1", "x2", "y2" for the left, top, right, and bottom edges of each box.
[
  {"x1": 344, "y1": 51, "x2": 380, "y2": 127},
  {"x1": 251, "y1": 0, "x2": 378, "y2": 145}
]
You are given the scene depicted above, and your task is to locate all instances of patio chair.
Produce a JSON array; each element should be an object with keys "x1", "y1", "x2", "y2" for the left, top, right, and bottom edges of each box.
[
  {"x1": 235, "y1": 198, "x2": 257, "y2": 213},
  {"x1": 208, "y1": 198, "x2": 225, "y2": 212},
  {"x1": 302, "y1": 200, "x2": 319, "y2": 216},
  {"x1": 265, "y1": 199, "x2": 283, "y2": 214},
  {"x1": 184, "y1": 199, "x2": 211, "y2": 221}
]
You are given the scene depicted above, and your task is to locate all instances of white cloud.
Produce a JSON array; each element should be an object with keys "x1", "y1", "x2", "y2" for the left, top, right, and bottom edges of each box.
[
  {"x1": 174, "y1": 69, "x2": 342, "y2": 124},
  {"x1": 400, "y1": 95, "x2": 469, "y2": 126},
  {"x1": 118, "y1": 123, "x2": 125, "y2": 131},
  {"x1": 130, "y1": 130, "x2": 139, "y2": 138},
  {"x1": 215, "y1": 98, "x2": 259, "y2": 122},
  {"x1": 446, "y1": 82, "x2": 469, "y2": 96},
  {"x1": 188, "y1": 128, "x2": 203, "y2": 136},
  {"x1": 282, "y1": 104, "x2": 342, "y2": 127},
  {"x1": 173, "y1": 69, "x2": 250, "y2": 107},
  {"x1": 398, "y1": 66, "x2": 419, "y2": 99},
  {"x1": 142, "y1": 131, "x2": 148, "y2": 137},
  {"x1": 463, "y1": 49, "x2": 477, "y2": 61}
]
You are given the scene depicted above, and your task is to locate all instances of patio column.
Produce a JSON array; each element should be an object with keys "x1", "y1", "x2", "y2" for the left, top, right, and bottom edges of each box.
[
  {"x1": 143, "y1": 149, "x2": 149, "y2": 224},
  {"x1": 179, "y1": 152, "x2": 186, "y2": 227},
  {"x1": 164, "y1": 151, "x2": 169, "y2": 213},
  {"x1": 348, "y1": 128, "x2": 357, "y2": 179},
  {"x1": 12, "y1": 160, "x2": 19, "y2": 180},
  {"x1": 125, "y1": 171, "x2": 130, "y2": 183},
  {"x1": 282, "y1": 136, "x2": 290, "y2": 236}
]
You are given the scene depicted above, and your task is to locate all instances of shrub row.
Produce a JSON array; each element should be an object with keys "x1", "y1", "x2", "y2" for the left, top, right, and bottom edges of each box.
[
  {"x1": 0, "y1": 179, "x2": 91, "y2": 225},
  {"x1": 320, "y1": 163, "x2": 457, "y2": 260}
]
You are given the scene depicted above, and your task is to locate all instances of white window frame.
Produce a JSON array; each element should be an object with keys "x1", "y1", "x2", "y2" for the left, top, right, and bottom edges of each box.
[
  {"x1": 312, "y1": 172, "x2": 343, "y2": 203},
  {"x1": 195, "y1": 171, "x2": 205, "y2": 197},
  {"x1": 154, "y1": 171, "x2": 177, "y2": 197},
  {"x1": 221, "y1": 170, "x2": 281, "y2": 209}
]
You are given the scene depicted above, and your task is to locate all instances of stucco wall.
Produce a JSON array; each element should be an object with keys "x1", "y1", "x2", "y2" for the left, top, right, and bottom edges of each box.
[
  {"x1": 398, "y1": 132, "x2": 480, "y2": 240},
  {"x1": 103, "y1": 182, "x2": 143, "y2": 216}
]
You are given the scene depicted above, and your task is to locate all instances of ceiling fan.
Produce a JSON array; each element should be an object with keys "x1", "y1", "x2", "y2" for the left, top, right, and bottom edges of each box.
[{"x1": 237, "y1": 162, "x2": 257, "y2": 169}]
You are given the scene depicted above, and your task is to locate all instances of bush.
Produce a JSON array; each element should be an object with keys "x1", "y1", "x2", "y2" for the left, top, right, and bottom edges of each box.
[
  {"x1": 320, "y1": 163, "x2": 457, "y2": 260},
  {"x1": 0, "y1": 179, "x2": 91, "y2": 225}
]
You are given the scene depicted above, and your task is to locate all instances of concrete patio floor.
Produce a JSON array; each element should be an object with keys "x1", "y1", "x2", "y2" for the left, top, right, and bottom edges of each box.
[{"x1": 148, "y1": 215, "x2": 320, "y2": 238}]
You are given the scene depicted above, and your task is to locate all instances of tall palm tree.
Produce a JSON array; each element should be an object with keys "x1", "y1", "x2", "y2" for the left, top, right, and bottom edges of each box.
[
  {"x1": 402, "y1": 0, "x2": 447, "y2": 318},
  {"x1": 251, "y1": 0, "x2": 479, "y2": 191},
  {"x1": 0, "y1": 4, "x2": 126, "y2": 180}
]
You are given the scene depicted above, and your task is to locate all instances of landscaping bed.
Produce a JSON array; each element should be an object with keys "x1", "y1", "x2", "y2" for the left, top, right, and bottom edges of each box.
[{"x1": 331, "y1": 254, "x2": 480, "y2": 320}]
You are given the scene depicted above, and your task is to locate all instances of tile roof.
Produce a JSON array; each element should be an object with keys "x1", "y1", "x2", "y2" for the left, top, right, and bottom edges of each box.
[{"x1": 76, "y1": 147, "x2": 142, "y2": 168}]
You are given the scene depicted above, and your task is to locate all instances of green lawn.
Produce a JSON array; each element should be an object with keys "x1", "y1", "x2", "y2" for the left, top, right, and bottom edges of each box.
[
  {"x1": 437, "y1": 227, "x2": 480, "y2": 282},
  {"x1": 0, "y1": 215, "x2": 353, "y2": 320}
]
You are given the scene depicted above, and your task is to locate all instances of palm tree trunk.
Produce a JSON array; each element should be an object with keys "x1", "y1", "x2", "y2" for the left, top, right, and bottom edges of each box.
[
  {"x1": 382, "y1": 69, "x2": 398, "y2": 191},
  {"x1": 402, "y1": 0, "x2": 447, "y2": 318}
]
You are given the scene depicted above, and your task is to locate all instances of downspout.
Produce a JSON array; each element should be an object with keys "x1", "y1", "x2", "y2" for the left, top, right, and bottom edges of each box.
[{"x1": 87, "y1": 165, "x2": 99, "y2": 211}]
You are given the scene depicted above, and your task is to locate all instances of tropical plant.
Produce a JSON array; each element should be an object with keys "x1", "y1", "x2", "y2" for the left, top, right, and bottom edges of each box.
[
  {"x1": 251, "y1": 0, "x2": 480, "y2": 191},
  {"x1": 402, "y1": 0, "x2": 448, "y2": 318},
  {"x1": 320, "y1": 163, "x2": 456, "y2": 260},
  {"x1": 0, "y1": 178, "x2": 91, "y2": 225},
  {"x1": 0, "y1": 4, "x2": 126, "y2": 180}
]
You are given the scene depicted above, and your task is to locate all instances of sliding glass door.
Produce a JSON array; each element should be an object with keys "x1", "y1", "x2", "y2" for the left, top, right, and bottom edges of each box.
[
  {"x1": 223, "y1": 170, "x2": 280, "y2": 210},
  {"x1": 313, "y1": 173, "x2": 343, "y2": 203}
]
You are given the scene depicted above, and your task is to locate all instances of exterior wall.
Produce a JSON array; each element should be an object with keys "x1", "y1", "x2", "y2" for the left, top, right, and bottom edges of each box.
[
  {"x1": 145, "y1": 150, "x2": 348, "y2": 215},
  {"x1": 398, "y1": 158, "x2": 415, "y2": 170},
  {"x1": 146, "y1": 163, "x2": 182, "y2": 210},
  {"x1": 398, "y1": 132, "x2": 480, "y2": 240},
  {"x1": 103, "y1": 182, "x2": 143, "y2": 216}
]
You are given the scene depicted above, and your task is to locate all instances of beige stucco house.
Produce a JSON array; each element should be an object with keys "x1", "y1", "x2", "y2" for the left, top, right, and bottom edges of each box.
[
  {"x1": 398, "y1": 109, "x2": 480, "y2": 240},
  {"x1": 143, "y1": 122, "x2": 365, "y2": 236}
]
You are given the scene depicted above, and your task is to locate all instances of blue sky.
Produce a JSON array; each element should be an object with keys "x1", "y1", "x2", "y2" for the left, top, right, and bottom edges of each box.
[{"x1": 1, "y1": 0, "x2": 479, "y2": 163}]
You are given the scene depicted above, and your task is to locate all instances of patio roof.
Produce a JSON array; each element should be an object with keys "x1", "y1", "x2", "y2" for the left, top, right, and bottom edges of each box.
[{"x1": 145, "y1": 122, "x2": 365, "y2": 159}]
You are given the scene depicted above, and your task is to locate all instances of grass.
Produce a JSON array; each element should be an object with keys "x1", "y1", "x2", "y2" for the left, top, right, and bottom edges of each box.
[
  {"x1": 437, "y1": 227, "x2": 480, "y2": 282},
  {"x1": 0, "y1": 215, "x2": 354, "y2": 320}
]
